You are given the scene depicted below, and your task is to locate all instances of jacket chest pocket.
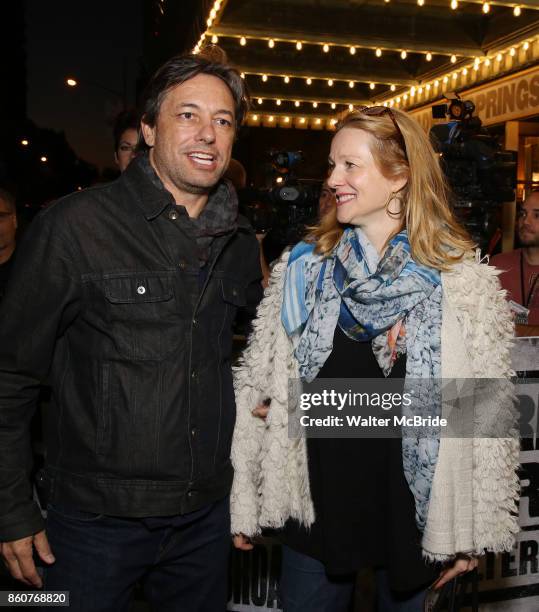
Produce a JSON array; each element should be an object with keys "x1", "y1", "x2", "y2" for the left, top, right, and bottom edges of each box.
[{"x1": 103, "y1": 273, "x2": 183, "y2": 360}]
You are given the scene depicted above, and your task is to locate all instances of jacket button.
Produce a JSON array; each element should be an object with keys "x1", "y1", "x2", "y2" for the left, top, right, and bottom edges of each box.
[
  {"x1": 168, "y1": 209, "x2": 179, "y2": 220},
  {"x1": 137, "y1": 286, "x2": 146, "y2": 295},
  {"x1": 191, "y1": 370, "x2": 197, "y2": 379},
  {"x1": 178, "y1": 261, "x2": 186, "y2": 270},
  {"x1": 191, "y1": 428, "x2": 196, "y2": 437},
  {"x1": 232, "y1": 288, "x2": 238, "y2": 297},
  {"x1": 192, "y1": 318, "x2": 197, "y2": 326}
]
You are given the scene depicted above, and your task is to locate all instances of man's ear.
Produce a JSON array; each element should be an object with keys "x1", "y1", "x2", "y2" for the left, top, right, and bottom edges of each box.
[{"x1": 141, "y1": 121, "x2": 156, "y2": 147}]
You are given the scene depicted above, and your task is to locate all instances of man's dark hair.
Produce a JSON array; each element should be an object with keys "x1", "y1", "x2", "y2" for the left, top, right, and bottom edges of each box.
[
  {"x1": 0, "y1": 188, "x2": 16, "y2": 214},
  {"x1": 141, "y1": 46, "x2": 249, "y2": 132},
  {"x1": 113, "y1": 109, "x2": 140, "y2": 152}
]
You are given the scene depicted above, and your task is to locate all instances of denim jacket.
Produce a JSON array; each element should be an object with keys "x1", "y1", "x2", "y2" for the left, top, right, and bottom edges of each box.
[{"x1": 0, "y1": 157, "x2": 262, "y2": 541}]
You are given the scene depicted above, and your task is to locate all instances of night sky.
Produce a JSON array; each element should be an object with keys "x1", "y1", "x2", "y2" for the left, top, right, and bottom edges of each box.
[{"x1": 26, "y1": 0, "x2": 143, "y2": 171}]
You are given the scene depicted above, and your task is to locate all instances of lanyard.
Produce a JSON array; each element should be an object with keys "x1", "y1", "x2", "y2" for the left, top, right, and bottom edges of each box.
[{"x1": 520, "y1": 249, "x2": 539, "y2": 309}]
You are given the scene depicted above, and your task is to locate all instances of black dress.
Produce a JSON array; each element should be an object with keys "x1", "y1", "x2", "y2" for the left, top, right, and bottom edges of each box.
[{"x1": 282, "y1": 326, "x2": 437, "y2": 592}]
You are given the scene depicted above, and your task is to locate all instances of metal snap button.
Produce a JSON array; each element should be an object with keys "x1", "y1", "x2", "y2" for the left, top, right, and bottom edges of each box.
[
  {"x1": 169, "y1": 209, "x2": 178, "y2": 220},
  {"x1": 137, "y1": 286, "x2": 146, "y2": 295}
]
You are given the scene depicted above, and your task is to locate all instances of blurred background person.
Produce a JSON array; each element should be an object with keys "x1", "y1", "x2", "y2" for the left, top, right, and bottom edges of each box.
[
  {"x1": 0, "y1": 188, "x2": 17, "y2": 301},
  {"x1": 491, "y1": 190, "x2": 539, "y2": 333},
  {"x1": 113, "y1": 108, "x2": 140, "y2": 173}
]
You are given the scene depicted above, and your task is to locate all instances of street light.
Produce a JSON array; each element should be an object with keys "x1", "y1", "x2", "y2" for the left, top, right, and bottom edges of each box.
[
  {"x1": 40, "y1": 156, "x2": 48, "y2": 163},
  {"x1": 64, "y1": 75, "x2": 126, "y2": 108},
  {"x1": 66, "y1": 78, "x2": 77, "y2": 87},
  {"x1": 21, "y1": 139, "x2": 29, "y2": 146}
]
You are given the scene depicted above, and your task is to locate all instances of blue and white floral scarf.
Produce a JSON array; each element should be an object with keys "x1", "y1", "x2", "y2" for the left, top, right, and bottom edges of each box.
[{"x1": 281, "y1": 227, "x2": 443, "y2": 530}]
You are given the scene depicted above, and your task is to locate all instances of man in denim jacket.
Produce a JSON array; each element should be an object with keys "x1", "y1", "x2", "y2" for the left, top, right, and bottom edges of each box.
[{"x1": 0, "y1": 48, "x2": 261, "y2": 611}]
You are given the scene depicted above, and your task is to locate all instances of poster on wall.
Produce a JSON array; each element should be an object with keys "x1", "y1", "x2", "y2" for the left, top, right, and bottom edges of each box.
[{"x1": 227, "y1": 337, "x2": 539, "y2": 611}]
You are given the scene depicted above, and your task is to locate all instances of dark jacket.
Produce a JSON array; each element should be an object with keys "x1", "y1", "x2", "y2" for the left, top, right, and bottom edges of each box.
[{"x1": 0, "y1": 157, "x2": 262, "y2": 541}]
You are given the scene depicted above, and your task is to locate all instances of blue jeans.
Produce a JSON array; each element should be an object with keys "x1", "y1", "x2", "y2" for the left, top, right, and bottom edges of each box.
[
  {"x1": 42, "y1": 496, "x2": 231, "y2": 612},
  {"x1": 279, "y1": 545, "x2": 426, "y2": 612}
]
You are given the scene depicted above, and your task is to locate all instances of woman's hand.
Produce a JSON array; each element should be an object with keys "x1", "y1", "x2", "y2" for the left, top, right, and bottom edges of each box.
[
  {"x1": 252, "y1": 399, "x2": 271, "y2": 420},
  {"x1": 432, "y1": 554, "x2": 478, "y2": 590},
  {"x1": 233, "y1": 534, "x2": 254, "y2": 550}
]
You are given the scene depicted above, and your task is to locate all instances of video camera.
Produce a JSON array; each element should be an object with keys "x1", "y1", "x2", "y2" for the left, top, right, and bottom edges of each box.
[
  {"x1": 429, "y1": 94, "x2": 517, "y2": 249},
  {"x1": 238, "y1": 149, "x2": 321, "y2": 251}
]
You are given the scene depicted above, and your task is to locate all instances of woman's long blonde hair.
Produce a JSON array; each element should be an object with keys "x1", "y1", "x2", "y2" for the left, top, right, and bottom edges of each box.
[{"x1": 309, "y1": 108, "x2": 474, "y2": 271}]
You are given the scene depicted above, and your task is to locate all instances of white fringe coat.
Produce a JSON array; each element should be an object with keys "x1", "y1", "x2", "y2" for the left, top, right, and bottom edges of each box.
[{"x1": 230, "y1": 251, "x2": 520, "y2": 561}]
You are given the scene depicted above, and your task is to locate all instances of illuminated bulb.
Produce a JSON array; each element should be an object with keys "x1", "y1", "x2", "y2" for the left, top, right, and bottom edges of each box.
[
  {"x1": 400, "y1": 50, "x2": 407, "y2": 60},
  {"x1": 390, "y1": 84, "x2": 396, "y2": 91},
  {"x1": 426, "y1": 83, "x2": 431, "y2": 91},
  {"x1": 306, "y1": 77, "x2": 312, "y2": 85},
  {"x1": 462, "y1": 68, "x2": 468, "y2": 75},
  {"x1": 451, "y1": 0, "x2": 458, "y2": 9},
  {"x1": 300, "y1": 117, "x2": 306, "y2": 124},
  {"x1": 268, "y1": 39, "x2": 275, "y2": 48},
  {"x1": 214, "y1": 0, "x2": 221, "y2": 9},
  {"x1": 426, "y1": 52, "x2": 432, "y2": 61},
  {"x1": 316, "y1": 118, "x2": 321, "y2": 124},
  {"x1": 451, "y1": 55, "x2": 457, "y2": 63},
  {"x1": 524, "y1": 41, "x2": 530, "y2": 51},
  {"x1": 410, "y1": 87, "x2": 416, "y2": 96},
  {"x1": 417, "y1": 0, "x2": 424, "y2": 5},
  {"x1": 327, "y1": 79, "x2": 334, "y2": 86},
  {"x1": 66, "y1": 78, "x2": 77, "y2": 87},
  {"x1": 330, "y1": 119, "x2": 337, "y2": 126},
  {"x1": 383, "y1": 102, "x2": 388, "y2": 107},
  {"x1": 510, "y1": 47, "x2": 516, "y2": 57},
  {"x1": 194, "y1": 45, "x2": 200, "y2": 54},
  {"x1": 257, "y1": 98, "x2": 263, "y2": 105},
  {"x1": 434, "y1": 79, "x2": 439, "y2": 86},
  {"x1": 396, "y1": 97, "x2": 401, "y2": 103},
  {"x1": 443, "y1": 76, "x2": 449, "y2": 84},
  {"x1": 210, "y1": 9, "x2": 217, "y2": 18},
  {"x1": 403, "y1": 94, "x2": 408, "y2": 100},
  {"x1": 390, "y1": 100, "x2": 395, "y2": 107},
  {"x1": 312, "y1": 102, "x2": 318, "y2": 108},
  {"x1": 452, "y1": 72, "x2": 458, "y2": 79},
  {"x1": 211, "y1": 35, "x2": 218, "y2": 44},
  {"x1": 296, "y1": 41, "x2": 302, "y2": 51},
  {"x1": 21, "y1": 139, "x2": 29, "y2": 146},
  {"x1": 40, "y1": 156, "x2": 47, "y2": 162},
  {"x1": 206, "y1": 19, "x2": 213, "y2": 27},
  {"x1": 294, "y1": 100, "x2": 300, "y2": 107},
  {"x1": 240, "y1": 37, "x2": 246, "y2": 46},
  {"x1": 276, "y1": 177, "x2": 283, "y2": 183},
  {"x1": 482, "y1": 3, "x2": 490, "y2": 14},
  {"x1": 240, "y1": 72, "x2": 245, "y2": 79},
  {"x1": 496, "y1": 53, "x2": 503, "y2": 61},
  {"x1": 284, "y1": 75, "x2": 290, "y2": 83},
  {"x1": 376, "y1": 48, "x2": 382, "y2": 57},
  {"x1": 485, "y1": 58, "x2": 491, "y2": 66},
  {"x1": 349, "y1": 81, "x2": 355, "y2": 88},
  {"x1": 348, "y1": 104, "x2": 354, "y2": 111},
  {"x1": 262, "y1": 74, "x2": 268, "y2": 82},
  {"x1": 276, "y1": 99, "x2": 281, "y2": 106},
  {"x1": 350, "y1": 47, "x2": 356, "y2": 55},
  {"x1": 284, "y1": 116, "x2": 290, "y2": 123},
  {"x1": 331, "y1": 102, "x2": 336, "y2": 109},
  {"x1": 323, "y1": 44, "x2": 330, "y2": 53},
  {"x1": 514, "y1": 6, "x2": 521, "y2": 17},
  {"x1": 418, "y1": 87, "x2": 423, "y2": 94},
  {"x1": 369, "y1": 82, "x2": 375, "y2": 90},
  {"x1": 268, "y1": 116, "x2": 274, "y2": 122},
  {"x1": 252, "y1": 114, "x2": 258, "y2": 121}
]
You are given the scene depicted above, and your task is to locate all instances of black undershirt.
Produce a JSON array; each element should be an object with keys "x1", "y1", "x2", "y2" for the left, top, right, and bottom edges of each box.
[{"x1": 282, "y1": 326, "x2": 437, "y2": 592}]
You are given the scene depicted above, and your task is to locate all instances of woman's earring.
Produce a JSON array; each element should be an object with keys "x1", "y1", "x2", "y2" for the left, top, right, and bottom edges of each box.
[{"x1": 384, "y1": 191, "x2": 403, "y2": 218}]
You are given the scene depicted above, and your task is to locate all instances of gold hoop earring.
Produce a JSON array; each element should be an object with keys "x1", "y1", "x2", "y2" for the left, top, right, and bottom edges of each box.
[{"x1": 384, "y1": 191, "x2": 403, "y2": 218}]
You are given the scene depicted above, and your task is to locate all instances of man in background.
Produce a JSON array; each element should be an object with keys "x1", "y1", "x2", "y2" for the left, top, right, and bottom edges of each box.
[
  {"x1": 491, "y1": 191, "x2": 539, "y2": 334},
  {"x1": 0, "y1": 188, "x2": 17, "y2": 301}
]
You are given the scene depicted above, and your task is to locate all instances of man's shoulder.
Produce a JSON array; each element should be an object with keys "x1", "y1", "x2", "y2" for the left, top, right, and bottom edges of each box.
[{"x1": 490, "y1": 249, "x2": 521, "y2": 270}]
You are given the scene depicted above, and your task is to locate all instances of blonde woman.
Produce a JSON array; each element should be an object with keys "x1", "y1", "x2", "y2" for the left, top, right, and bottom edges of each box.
[{"x1": 231, "y1": 108, "x2": 519, "y2": 611}]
